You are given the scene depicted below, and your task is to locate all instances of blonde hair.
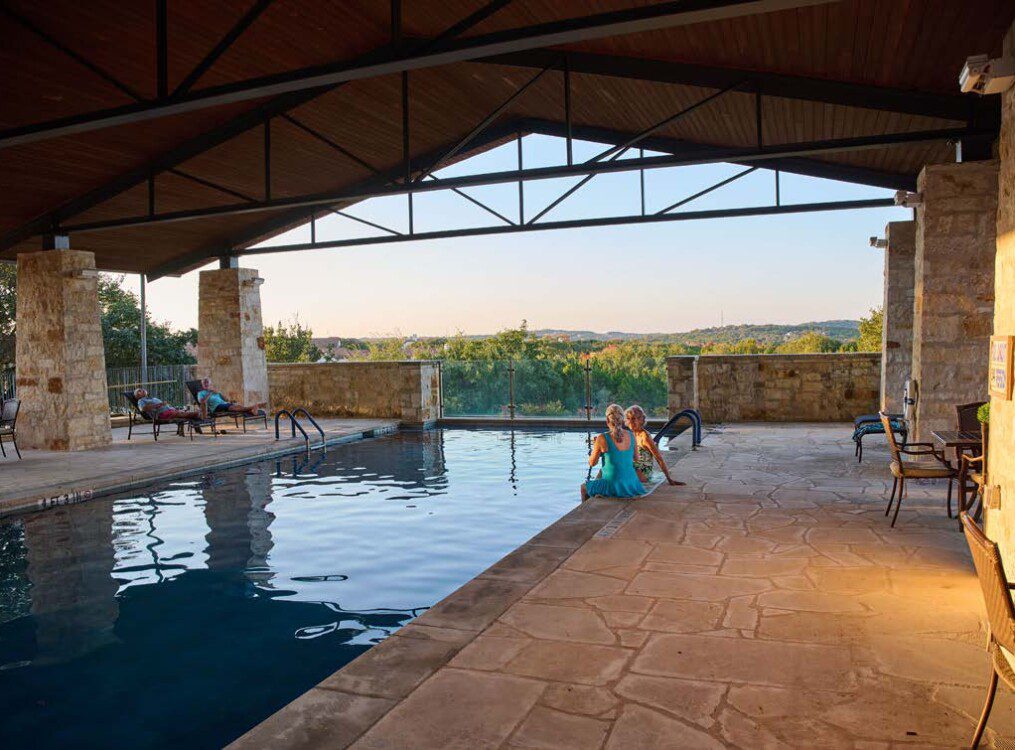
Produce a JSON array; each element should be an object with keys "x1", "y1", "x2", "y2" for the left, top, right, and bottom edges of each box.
[
  {"x1": 605, "y1": 403, "x2": 626, "y2": 443},
  {"x1": 625, "y1": 404, "x2": 647, "y2": 426}
]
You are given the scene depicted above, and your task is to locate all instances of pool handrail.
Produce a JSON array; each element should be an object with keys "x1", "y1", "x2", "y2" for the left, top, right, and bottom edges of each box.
[
  {"x1": 653, "y1": 408, "x2": 702, "y2": 449},
  {"x1": 291, "y1": 407, "x2": 326, "y2": 451},
  {"x1": 275, "y1": 409, "x2": 313, "y2": 457}
]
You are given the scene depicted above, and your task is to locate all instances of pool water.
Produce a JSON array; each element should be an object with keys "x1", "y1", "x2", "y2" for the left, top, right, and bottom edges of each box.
[{"x1": 0, "y1": 427, "x2": 621, "y2": 749}]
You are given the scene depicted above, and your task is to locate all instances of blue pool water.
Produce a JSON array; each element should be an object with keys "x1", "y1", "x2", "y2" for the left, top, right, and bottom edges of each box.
[{"x1": 0, "y1": 427, "x2": 622, "y2": 749}]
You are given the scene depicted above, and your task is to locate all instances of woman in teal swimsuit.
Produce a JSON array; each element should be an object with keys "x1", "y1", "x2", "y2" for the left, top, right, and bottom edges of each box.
[{"x1": 581, "y1": 403, "x2": 646, "y2": 501}]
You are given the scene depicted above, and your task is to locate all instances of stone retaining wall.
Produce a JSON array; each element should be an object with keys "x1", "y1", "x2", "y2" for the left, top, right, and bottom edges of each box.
[
  {"x1": 267, "y1": 361, "x2": 439, "y2": 424},
  {"x1": 667, "y1": 353, "x2": 881, "y2": 422}
]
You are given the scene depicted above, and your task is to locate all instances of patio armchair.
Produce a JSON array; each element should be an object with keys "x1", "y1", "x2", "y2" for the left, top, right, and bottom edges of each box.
[
  {"x1": 0, "y1": 397, "x2": 22, "y2": 459},
  {"x1": 956, "y1": 401, "x2": 988, "y2": 433},
  {"x1": 960, "y1": 512, "x2": 1015, "y2": 748},
  {"x1": 124, "y1": 390, "x2": 212, "y2": 441},
  {"x1": 880, "y1": 412, "x2": 956, "y2": 527},
  {"x1": 185, "y1": 380, "x2": 268, "y2": 433},
  {"x1": 959, "y1": 424, "x2": 989, "y2": 522}
]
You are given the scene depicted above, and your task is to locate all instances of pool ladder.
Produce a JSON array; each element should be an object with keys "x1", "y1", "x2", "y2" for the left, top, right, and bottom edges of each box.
[
  {"x1": 653, "y1": 407, "x2": 702, "y2": 449},
  {"x1": 275, "y1": 407, "x2": 326, "y2": 457}
]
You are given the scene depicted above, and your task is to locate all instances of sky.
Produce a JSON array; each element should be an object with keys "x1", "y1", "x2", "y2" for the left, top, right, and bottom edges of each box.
[{"x1": 132, "y1": 134, "x2": 911, "y2": 338}]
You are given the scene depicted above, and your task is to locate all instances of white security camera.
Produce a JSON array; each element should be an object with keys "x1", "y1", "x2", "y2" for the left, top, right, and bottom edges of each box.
[{"x1": 869, "y1": 236, "x2": 887, "y2": 249}]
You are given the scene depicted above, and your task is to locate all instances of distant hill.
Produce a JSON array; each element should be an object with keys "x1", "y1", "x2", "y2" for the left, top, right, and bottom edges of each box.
[
  {"x1": 530, "y1": 320, "x2": 860, "y2": 345},
  {"x1": 316, "y1": 320, "x2": 861, "y2": 347}
]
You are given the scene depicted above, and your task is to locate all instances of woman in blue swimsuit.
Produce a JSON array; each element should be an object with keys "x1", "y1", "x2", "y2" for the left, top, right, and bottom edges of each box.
[{"x1": 581, "y1": 403, "x2": 646, "y2": 501}]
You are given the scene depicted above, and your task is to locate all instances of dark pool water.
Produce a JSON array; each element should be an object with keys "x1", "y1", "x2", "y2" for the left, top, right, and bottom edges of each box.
[{"x1": 0, "y1": 428, "x2": 615, "y2": 749}]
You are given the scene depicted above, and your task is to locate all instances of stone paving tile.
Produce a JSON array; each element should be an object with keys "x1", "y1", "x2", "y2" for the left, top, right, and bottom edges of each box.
[
  {"x1": 227, "y1": 689, "x2": 395, "y2": 750},
  {"x1": 350, "y1": 669, "x2": 546, "y2": 750},
  {"x1": 234, "y1": 423, "x2": 1014, "y2": 749}
]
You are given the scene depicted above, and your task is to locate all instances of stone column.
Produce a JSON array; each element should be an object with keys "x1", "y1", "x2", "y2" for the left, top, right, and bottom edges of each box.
[
  {"x1": 911, "y1": 160, "x2": 999, "y2": 441},
  {"x1": 15, "y1": 249, "x2": 111, "y2": 451},
  {"x1": 986, "y1": 22, "x2": 1015, "y2": 561},
  {"x1": 880, "y1": 221, "x2": 916, "y2": 412},
  {"x1": 197, "y1": 267, "x2": 269, "y2": 409}
]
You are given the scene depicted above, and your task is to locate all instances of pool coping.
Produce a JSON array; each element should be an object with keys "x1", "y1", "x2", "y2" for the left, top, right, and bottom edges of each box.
[
  {"x1": 0, "y1": 423, "x2": 399, "y2": 518},
  {"x1": 227, "y1": 482, "x2": 676, "y2": 748}
]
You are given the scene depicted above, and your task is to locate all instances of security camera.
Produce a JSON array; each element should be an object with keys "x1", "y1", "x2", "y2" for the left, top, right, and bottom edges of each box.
[
  {"x1": 869, "y1": 236, "x2": 887, "y2": 249},
  {"x1": 960, "y1": 54, "x2": 1015, "y2": 95},
  {"x1": 894, "y1": 190, "x2": 923, "y2": 208}
]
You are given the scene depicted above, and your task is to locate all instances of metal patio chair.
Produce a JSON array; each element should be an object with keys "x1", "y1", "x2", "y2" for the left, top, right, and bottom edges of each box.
[
  {"x1": 881, "y1": 411, "x2": 956, "y2": 527},
  {"x1": 0, "y1": 397, "x2": 22, "y2": 459},
  {"x1": 959, "y1": 424, "x2": 989, "y2": 523},
  {"x1": 124, "y1": 390, "x2": 212, "y2": 441},
  {"x1": 185, "y1": 379, "x2": 268, "y2": 433},
  {"x1": 960, "y1": 512, "x2": 1015, "y2": 748}
]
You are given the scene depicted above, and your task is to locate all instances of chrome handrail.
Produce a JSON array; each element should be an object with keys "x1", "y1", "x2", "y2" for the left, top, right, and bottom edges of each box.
[
  {"x1": 291, "y1": 407, "x2": 326, "y2": 451},
  {"x1": 275, "y1": 409, "x2": 311, "y2": 457}
]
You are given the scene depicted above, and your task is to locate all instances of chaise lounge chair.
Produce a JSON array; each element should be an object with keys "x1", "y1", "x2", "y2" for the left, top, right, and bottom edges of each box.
[
  {"x1": 124, "y1": 390, "x2": 213, "y2": 441},
  {"x1": 852, "y1": 411, "x2": 906, "y2": 463},
  {"x1": 185, "y1": 379, "x2": 268, "y2": 433}
]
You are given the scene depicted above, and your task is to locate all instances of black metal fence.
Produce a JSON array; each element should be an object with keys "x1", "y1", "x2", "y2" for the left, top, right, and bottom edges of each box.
[{"x1": 0, "y1": 364, "x2": 198, "y2": 415}]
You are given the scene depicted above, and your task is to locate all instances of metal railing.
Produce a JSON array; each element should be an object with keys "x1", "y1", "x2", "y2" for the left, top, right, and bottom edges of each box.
[
  {"x1": 0, "y1": 364, "x2": 198, "y2": 414},
  {"x1": 106, "y1": 364, "x2": 198, "y2": 414}
]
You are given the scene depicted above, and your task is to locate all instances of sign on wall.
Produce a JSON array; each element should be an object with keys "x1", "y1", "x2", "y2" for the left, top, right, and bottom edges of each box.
[{"x1": 990, "y1": 335, "x2": 1014, "y2": 400}]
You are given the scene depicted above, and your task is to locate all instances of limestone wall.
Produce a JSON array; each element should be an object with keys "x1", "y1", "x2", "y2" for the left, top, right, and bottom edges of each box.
[
  {"x1": 268, "y1": 361, "x2": 439, "y2": 424},
  {"x1": 881, "y1": 221, "x2": 916, "y2": 412},
  {"x1": 666, "y1": 356, "x2": 697, "y2": 411},
  {"x1": 667, "y1": 353, "x2": 881, "y2": 422},
  {"x1": 987, "y1": 22, "x2": 1015, "y2": 563}
]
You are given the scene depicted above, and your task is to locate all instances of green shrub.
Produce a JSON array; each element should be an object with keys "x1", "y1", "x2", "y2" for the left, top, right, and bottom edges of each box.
[{"x1": 978, "y1": 402, "x2": 990, "y2": 424}]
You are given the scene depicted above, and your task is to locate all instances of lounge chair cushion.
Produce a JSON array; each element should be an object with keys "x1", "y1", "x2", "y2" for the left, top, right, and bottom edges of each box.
[{"x1": 853, "y1": 417, "x2": 906, "y2": 442}]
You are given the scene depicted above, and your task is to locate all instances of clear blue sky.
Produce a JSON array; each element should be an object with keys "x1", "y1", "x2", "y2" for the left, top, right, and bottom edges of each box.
[{"x1": 137, "y1": 134, "x2": 910, "y2": 337}]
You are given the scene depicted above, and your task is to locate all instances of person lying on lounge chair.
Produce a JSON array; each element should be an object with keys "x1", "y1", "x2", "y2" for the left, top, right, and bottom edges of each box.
[
  {"x1": 134, "y1": 389, "x2": 202, "y2": 421},
  {"x1": 196, "y1": 378, "x2": 266, "y2": 419}
]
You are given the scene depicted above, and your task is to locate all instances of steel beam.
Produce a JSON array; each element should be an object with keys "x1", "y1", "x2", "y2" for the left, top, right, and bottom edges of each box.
[
  {"x1": 0, "y1": 0, "x2": 835, "y2": 148},
  {"x1": 63, "y1": 126, "x2": 975, "y2": 233},
  {"x1": 238, "y1": 197, "x2": 896, "y2": 256},
  {"x1": 0, "y1": 2, "x2": 509, "y2": 252},
  {"x1": 520, "y1": 118, "x2": 919, "y2": 191},
  {"x1": 173, "y1": 0, "x2": 274, "y2": 97},
  {"x1": 486, "y1": 48, "x2": 991, "y2": 123}
]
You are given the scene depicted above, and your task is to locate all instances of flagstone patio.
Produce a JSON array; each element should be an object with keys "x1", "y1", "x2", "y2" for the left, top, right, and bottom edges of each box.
[{"x1": 232, "y1": 423, "x2": 1011, "y2": 749}]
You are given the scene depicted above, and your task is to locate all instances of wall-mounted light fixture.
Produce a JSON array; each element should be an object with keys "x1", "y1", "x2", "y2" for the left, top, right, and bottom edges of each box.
[
  {"x1": 894, "y1": 190, "x2": 923, "y2": 208},
  {"x1": 960, "y1": 54, "x2": 1015, "y2": 95}
]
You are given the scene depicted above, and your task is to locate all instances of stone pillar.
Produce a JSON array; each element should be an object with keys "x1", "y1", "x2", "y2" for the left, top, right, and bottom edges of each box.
[
  {"x1": 880, "y1": 221, "x2": 916, "y2": 412},
  {"x1": 986, "y1": 22, "x2": 1015, "y2": 561},
  {"x1": 666, "y1": 356, "x2": 698, "y2": 414},
  {"x1": 911, "y1": 160, "x2": 999, "y2": 441},
  {"x1": 15, "y1": 250, "x2": 111, "y2": 451},
  {"x1": 197, "y1": 267, "x2": 268, "y2": 409}
]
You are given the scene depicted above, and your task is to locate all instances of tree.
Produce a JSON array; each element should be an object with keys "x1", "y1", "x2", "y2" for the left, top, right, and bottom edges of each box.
[
  {"x1": 774, "y1": 331, "x2": 842, "y2": 354},
  {"x1": 0, "y1": 269, "x2": 195, "y2": 368},
  {"x1": 263, "y1": 317, "x2": 322, "y2": 362},
  {"x1": 856, "y1": 306, "x2": 883, "y2": 352},
  {"x1": 0, "y1": 264, "x2": 15, "y2": 366},
  {"x1": 99, "y1": 276, "x2": 197, "y2": 367}
]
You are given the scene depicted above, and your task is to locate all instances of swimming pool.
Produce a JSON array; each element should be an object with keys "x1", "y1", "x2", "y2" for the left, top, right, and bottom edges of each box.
[{"x1": 0, "y1": 427, "x2": 654, "y2": 749}]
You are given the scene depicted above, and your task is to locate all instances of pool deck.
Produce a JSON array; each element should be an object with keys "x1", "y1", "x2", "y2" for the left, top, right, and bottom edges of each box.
[
  {"x1": 0, "y1": 417, "x2": 399, "y2": 516},
  {"x1": 231, "y1": 422, "x2": 1011, "y2": 749}
]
